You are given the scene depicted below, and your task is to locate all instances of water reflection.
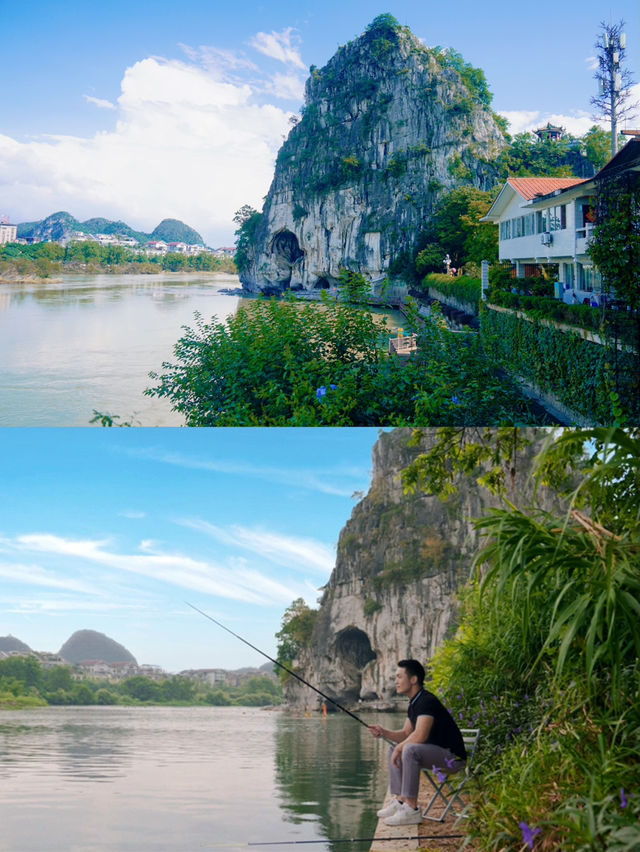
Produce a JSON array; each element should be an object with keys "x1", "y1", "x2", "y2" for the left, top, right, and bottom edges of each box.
[
  {"x1": 0, "y1": 706, "x2": 398, "y2": 852},
  {"x1": 274, "y1": 712, "x2": 396, "y2": 852}
]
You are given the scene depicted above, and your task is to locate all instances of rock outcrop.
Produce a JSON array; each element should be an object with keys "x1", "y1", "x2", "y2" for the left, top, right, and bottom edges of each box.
[
  {"x1": 240, "y1": 15, "x2": 506, "y2": 293},
  {"x1": 285, "y1": 428, "x2": 553, "y2": 711}
]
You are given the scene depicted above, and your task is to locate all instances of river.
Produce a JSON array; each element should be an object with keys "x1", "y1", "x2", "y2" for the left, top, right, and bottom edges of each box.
[
  {"x1": 0, "y1": 272, "x2": 243, "y2": 427},
  {"x1": 0, "y1": 272, "x2": 406, "y2": 427},
  {"x1": 0, "y1": 705, "x2": 397, "y2": 852}
]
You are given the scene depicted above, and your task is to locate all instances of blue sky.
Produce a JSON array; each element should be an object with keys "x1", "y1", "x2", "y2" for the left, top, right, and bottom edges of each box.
[
  {"x1": 1, "y1": 1, "x2": 638, "y2": 245},
  {"x1": 0, "y1": 428, "x2": 380, "y2": 672}
]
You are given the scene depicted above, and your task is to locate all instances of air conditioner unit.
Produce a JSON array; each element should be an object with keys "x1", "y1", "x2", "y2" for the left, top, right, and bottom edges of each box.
[{"x1": 541, "y1": 232, "x2": 553, "y2": 246}]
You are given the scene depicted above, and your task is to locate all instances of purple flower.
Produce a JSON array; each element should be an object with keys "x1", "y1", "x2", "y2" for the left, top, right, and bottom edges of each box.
[
  {"x1": 620, "y1": 788, "x2": 628, "y2": 809},
  {"x1": 330, "y1": 384, "x2": 337, "y2": 390},
  {"x1": 451, "y1": 395, "x2": 461, "y2": 405},
  {"x1": 444, "y1": 756, "x2": 456, "y2": 769},
  {"x1": 432, "y1": 765, "x2": 447, "y2": 783},
  {"x1": 316, "y1": 386, "x2": 327, "y2": 399},
  {"x1": 519, "y1": 822, "x2": 541, "y2": 850}
]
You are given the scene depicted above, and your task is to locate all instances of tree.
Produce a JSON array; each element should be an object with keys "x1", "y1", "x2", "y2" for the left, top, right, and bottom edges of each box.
[
  {"x1": 590, "y1": 20, "x2": 637, "y2": 157},
  {"x1": 338, "y1": 268, "x2": 370, "y2": 303},
  {"x1": 233, "y1": 205, "x2": 262, "y2": 274},
  {"x1": 581, "y1": 125, "x2": 621, "y2": 172},
  {"x1": 499, "y1": 132, "x2": 579, "y2": 177},
  {"x1": 415, "y1": 187, "x2": 498, "y2": 273},
  {"x1": 275, "y1": 598, "x2": 318, "y2": 679}
]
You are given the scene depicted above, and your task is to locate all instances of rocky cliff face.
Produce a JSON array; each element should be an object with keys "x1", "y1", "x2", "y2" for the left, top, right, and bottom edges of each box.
[
  {"x1": 241, "y1": 16, "x2": 506, "y2": 293},
  {"x1": 285, "y1": 428, "x2": 551, "y2": 711}
]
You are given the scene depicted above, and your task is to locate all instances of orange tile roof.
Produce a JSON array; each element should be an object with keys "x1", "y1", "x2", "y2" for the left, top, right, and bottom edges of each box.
[{"x1": 507, "y1": 177, "x2": 586, "y2": 200}]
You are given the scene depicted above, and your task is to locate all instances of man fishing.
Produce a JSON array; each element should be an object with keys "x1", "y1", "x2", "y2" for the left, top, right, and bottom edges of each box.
[{"x1": 369, "y1": 659, "x2": 467, "y2": 826}]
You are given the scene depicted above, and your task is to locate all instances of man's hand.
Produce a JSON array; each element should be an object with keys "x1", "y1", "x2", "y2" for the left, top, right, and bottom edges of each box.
[
  {"x1": 369, "y1": 724, "x2": 385, "y2": 738},
  {"x1": 391, "y1": 743, "x2": 404, "y2": 768}
]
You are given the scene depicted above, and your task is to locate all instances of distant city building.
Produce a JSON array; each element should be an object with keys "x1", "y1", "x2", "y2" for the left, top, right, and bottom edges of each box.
[
  {"x1": 213, "y1": 246, "x2": 236, "y2": 258},
  {"x1": 145, "y1": 240, "x2": 169, "y2": 254},
  {"x1": 0, "y1": 218, "x2": 18, "y2": 244},
  {"x1": 179, "y1": 668, "x2": 228, "y2": 685}
]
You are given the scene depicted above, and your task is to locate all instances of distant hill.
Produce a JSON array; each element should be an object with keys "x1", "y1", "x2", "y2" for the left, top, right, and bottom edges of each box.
[
  {"x1": 150, "y1": 218, "x2": 205, "y2": 245},
  {"x1": 59, "y1": 629, "x2": 137, "y2": 664},
  {"x1": 17, "y1": 212, "x2": 205, "y2": 246},
  {"x1": 0, "y1": 635, "x2": 32, "y2": 654}
]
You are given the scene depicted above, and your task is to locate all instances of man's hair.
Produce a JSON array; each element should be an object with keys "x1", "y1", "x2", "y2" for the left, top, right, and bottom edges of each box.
[{"x1": 398, "y1": 659, "x2": 425, "y2": 686}]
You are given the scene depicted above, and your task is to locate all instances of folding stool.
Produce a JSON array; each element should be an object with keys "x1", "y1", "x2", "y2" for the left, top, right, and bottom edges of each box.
[{"x1": 421, "y1": 728, "x2": 480, "y2": 822}]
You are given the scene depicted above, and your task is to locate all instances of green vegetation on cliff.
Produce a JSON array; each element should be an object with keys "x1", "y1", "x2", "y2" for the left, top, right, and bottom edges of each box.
[{"x1": 403, "y1": 427, "x2": 640, "y2": 851}]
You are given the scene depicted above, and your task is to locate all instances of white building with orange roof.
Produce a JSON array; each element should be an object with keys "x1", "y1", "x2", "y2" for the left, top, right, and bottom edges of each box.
[
  {"x1": 481, "y1": 176, "x2": 600, "y2": 302},
  {"x1": 482, "y1": 136, "x2": 640, "y2": 305}
]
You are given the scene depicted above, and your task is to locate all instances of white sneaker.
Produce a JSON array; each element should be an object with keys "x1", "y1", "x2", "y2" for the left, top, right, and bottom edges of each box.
[
  {"x1": 377, "y1": 798, "x2": 402, "y2": 818},
  {"x1": 384, "y1": 802, "x2": 423, "y2": 826}
]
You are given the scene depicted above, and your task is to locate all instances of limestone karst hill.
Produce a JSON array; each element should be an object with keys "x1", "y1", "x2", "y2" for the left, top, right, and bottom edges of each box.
[
  {"x1": 58, "y1": 629, "x2": 137, "y2": 665},
  {"x1": 284, "y1": 428, "x2": 557, "y2": 711},
  {"x1": 240, "y1": 15, "x2": 506, "y2": 293}
]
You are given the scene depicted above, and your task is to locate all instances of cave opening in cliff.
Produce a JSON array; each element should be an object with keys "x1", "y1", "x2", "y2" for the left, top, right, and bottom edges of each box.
[
  {"x1": 270, "y1": 230, "x2": 304, "y2": 263},
  {"x1": 314, "y1": 277, "x2": 330, "y2": 289},
  {"x1": 335, "y1": 627, "x2": 377, "y2": 669}
]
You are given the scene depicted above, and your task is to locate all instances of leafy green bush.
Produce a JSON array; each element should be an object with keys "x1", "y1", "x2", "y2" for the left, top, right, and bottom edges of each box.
[
  {"x1": 423, "y1": 273, "x2": 481, "y2": 312},
  {"x1": 146, "y1": 296, "x2": 551, "y2": 426}
]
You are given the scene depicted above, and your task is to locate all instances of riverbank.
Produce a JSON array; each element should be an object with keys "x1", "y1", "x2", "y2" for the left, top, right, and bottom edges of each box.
[
  {"x1": 0, "y1": 267, "x2": 239, "y2": 285},
  {"x1": 371, "y1": 782, "x2": 473, "y2": 852}
]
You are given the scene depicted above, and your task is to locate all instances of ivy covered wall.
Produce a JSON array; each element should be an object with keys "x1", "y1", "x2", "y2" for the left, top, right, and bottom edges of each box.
[{"x1": 480, "y1": 306, "x2": 639, "y2": 423}]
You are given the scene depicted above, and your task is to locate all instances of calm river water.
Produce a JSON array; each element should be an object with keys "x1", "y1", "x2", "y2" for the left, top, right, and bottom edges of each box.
[
  {"x1": 0, "y1": 272, "x2": 405, "y2": 427},
  {"x1": 0, "y1": 705, "x2": 397, "y2": 852},
  {"x1": 0, "y1": 272, "x2": 242, "y2": 427}
]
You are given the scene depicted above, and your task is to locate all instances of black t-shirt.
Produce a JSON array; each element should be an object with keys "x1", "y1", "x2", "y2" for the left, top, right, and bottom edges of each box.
[{"x1": 407, "y1": 688, "x2": 467, "y2": 760}]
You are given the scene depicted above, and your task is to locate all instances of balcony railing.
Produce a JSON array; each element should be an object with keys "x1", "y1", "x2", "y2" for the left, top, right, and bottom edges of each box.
[{"x1": 576, "y1": 223, "x2": 595, "y2": 241}]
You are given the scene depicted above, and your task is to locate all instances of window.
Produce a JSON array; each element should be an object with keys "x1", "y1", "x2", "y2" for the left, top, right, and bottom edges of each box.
[{"x1": 564, "y1": 263, "x2": 575, "y2": 288}]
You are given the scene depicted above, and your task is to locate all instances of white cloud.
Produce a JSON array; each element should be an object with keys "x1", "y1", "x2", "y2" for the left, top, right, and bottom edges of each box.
[
  {"x1": 83, "y1": 95, "x2": 116, "y2": 110},
  {"x1": 118, "y1": 445, "x2": 367, "y2": 497},
  {"x1": 10, "y1": 533, "x2": 304, "y2": 605},
  {"x1": 0, "y1": 53, "x2": 295, "y2": 245},
  {"x1": 180, "y1": 519, "x2": 335, "y2": 573},
  {"x1": 0, "y1": 561, "x2": 98, "y2": 593},
  {"x1": 248, "y1": 28, "x2": 306, "y2": 70},
  {"x1": 499, "y1": 85, "x2": 640, "y2": 138}
]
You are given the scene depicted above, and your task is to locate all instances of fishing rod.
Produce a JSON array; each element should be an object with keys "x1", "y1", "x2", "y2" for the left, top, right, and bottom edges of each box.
[
  {"x1": 247, "y1": 835, "x2": 464, "y2": 846},
  {"x1": 200, "y1": 836, "x2": 464, "y2": 848},
  {"x1": 186, "y1": 602, "x2": 386, "y2": 738}
]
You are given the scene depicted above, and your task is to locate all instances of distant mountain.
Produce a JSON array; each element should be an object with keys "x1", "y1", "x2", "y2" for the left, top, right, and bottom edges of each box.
[
  {"x1": 149, "y1": 218, "x2": 205, "y2": 245},
  {"x1": 17, "y1": 212, "x2": 205, "y2": 246},
  {"x1": 59, "y1": 629, "x2": 137, "y2": 665},
  {"x1": 0, "y1": 635, "x2": 32, "y2": 654}
]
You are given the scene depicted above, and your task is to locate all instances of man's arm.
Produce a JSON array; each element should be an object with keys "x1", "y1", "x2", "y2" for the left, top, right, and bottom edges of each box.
[
  {"x1": 390, "y1": 715, "x2": 434, "y2": 767},
  {"x1": 369, "y1": 718, "x2": 413, "y2": 743}
]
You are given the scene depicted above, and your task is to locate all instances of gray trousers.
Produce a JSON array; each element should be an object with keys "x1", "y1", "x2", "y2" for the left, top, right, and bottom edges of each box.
[{"x1": 388, "y1": 743, "x2": 466, "y2": 799}]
